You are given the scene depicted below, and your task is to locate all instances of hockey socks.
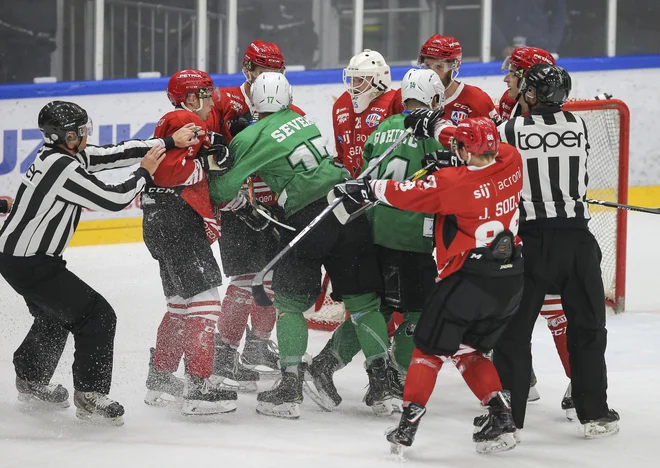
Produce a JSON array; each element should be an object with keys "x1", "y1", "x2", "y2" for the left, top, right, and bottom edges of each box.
[
  {"x1": 403, "y1": 348, "x2": 443, "y2": 406},
  {"x1": 219, "y1": 282, "x2": 253, "y2": 347},
  {"x1": 344, "y1": 293, "x2": 389, "y2": 362},
  {"x1": 453, "y1": 349, "x2": 504, "y2": 405},
  {"x1": 390, "y1": 313, "x2": 420, "y2": 376},
  {"x1": 183, "y1": 317, "x2": 217, "y2": 378},
  {"x1": 273, "y1": 294, "x2": 311, "y2": 367},
  {"x1": 540, "y1": 295, "x2": 571, "y2": 378},
  {"x1": 154, "y1": 312, "x2": 185, "y2": 373}
]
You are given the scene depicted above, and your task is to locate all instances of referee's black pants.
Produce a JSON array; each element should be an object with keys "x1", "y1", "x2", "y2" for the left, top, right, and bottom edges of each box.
[
  {"x1": 0, "y1": 253, "x2": 116, "y2": 394},
  {"x1": 493, "y1": 226, "x2": 610, "y2": 428}
]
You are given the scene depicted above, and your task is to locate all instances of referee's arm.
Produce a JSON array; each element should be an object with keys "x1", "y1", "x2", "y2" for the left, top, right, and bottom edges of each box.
[
  {"x1": 80, "y1": 137, "x2": 175, "y2": 173},
  {"x1": 57, "y1": 164, "x2": 152, "y2": 212}
]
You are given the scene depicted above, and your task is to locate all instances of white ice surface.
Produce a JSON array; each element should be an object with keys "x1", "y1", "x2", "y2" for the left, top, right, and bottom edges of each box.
[{"x1": 1, "y1": 212, "x2": 659, "y2": 468}]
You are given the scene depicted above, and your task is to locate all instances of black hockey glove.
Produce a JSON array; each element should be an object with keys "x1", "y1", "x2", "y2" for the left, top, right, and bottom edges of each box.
[
  {"x1": 422, "y1": 149, "x2": 461, "y2": 172},
  {"x1": 334, "y1": 179, "x2": 376, "y2": 206},
  {"x1": 404, "y1": 108, "x2": 443, "y2": 140},
  {"x1": 208, "y1": 131, "x2": 228, "y2": 146},
  {"x1": 229, "y1": 111, "x2": 253, "y2": 137},
  {"x1": 198, "y1": 144, "x2": 234, "y2": 175}
]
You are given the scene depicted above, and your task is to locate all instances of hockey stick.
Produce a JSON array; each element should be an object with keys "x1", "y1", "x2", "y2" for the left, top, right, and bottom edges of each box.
[
  {"x1": 586, "y1": 198, "x2": 660, "y2": 215},
  {"x1": 251, "y1": 127, "x2": 414, "y2": 306},
  {"x1": 247, "y1": 178, "x2": 296, "y2": 231}
]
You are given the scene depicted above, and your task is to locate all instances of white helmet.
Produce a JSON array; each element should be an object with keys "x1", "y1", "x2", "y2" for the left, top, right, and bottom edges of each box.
[
  {"x1": 250, "y1": 72, "x2": 293, "y2": 114},
  {"x1": 343, "y1": 49, "x2": 392, "y2": 114},
  {"x1": 400, "y1": 68, "x2": 445, "y2": 110}
]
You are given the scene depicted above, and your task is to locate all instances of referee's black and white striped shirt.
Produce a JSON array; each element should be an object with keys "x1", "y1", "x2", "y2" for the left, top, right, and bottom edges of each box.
[
  {"x1": 0, "y1": 138, "x2": 168, "y2": 257},
  {"x1": 498, "y1": 106, "x2": 590, "y2": 228}
]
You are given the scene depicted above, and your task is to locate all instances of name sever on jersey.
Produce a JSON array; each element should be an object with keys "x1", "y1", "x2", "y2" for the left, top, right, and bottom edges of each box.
[{"x1": 498, "y1": 108, "x2": 591, "y2": 225}]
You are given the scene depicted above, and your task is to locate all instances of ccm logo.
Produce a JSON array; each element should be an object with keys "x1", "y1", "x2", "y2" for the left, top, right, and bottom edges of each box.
[{"x1": 516, "y1": 130, "x2": 584, "y2": 152}]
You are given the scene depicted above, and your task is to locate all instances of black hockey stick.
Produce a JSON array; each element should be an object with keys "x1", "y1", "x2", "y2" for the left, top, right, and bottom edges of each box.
[
  {"x1": 586, "y1": 198, "x2": 660, "y2": 215},
  {"x1": 251, "y1": 127, "x2": 414, "y2": 306}
]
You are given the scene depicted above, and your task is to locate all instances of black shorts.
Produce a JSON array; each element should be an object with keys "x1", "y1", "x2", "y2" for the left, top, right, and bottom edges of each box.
[
  {"x1": 272, "y1": 199, "x2": 382, "y2": 301},
  {"x1": 142, "y1": 196, "x2": 223, "y2": 299},
  {"x1": 219, "y1": 209, "x2": 280, "y2": 277},
  {"x1": 377, "y1": 245, "x2": 437, "y2": 313},
  {"x1": 414, "y1": 259, "x2": 524, "y2": 356}
]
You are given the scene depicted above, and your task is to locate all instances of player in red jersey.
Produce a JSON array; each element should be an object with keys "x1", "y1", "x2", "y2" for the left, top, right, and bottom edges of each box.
[
  {"x1": 206, "y1": 41, "x2": 306, "y2": 387},
  {"x1": 335, "y1": 116, "x2": 524, "y2": 455},
  {"x1": 498, "y1": 46, "x2": 573, "y2": 412},
  {"x1": 333, "y1": 49, "x2": 405, "y2": 177},
  {"x1": 142, "y1": 69, "x2": 238, "y2": 416}
]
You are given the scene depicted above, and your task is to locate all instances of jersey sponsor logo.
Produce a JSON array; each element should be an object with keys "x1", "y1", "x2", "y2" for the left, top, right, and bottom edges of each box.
[
  {"x1": 335, "y1": 107, "x2": 348, "y2": 114},
  {"x1": 495, "y1": 167, "x2": 522, "y2": 191},
  {"x1": 365, "y1": 113, "x2": 382, "y2": 128},
  {"x1": 473, "y1": 182, "x2": 492, "y2": 199},
  {"x1": 371, "y1": 107, "x2": 386, "y2": 112},
  {"x1": 337, "y1": 112, "x2": 349, "y2": 124},
  {"x1": 450, "y1": 109, "x2": 469, "y2": 124},
  {"x1": 337, "y1": 135, "x2": 344, "y2": 144},
  {"x1": 516, "y1": 130, "x2": 585, "y2": 152}
]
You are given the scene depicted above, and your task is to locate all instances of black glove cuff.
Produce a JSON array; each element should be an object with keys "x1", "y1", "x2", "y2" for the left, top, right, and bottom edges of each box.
[
  {"x1": 162, "y1": 136, "x2": 175, "y2": 151},
  {"x1": 135, "y1": 167, "x2": 153, "y2": 183}
]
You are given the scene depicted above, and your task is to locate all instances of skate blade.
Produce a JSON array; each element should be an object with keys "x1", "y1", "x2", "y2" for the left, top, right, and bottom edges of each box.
[
  {"x1": 255, "y1": 401, "x2": 300, "y2": 420},
  {"x1": 389, "y1": 443, "x2": 407, "y2": 459},
  {"x1": 144, "y1": 390, "x2": 182, "y2": 407},
  {"x1": 369, "y1": 399, "x2": 394, "y2": 417},
  {"x1": 302, "y1": 380, "x2": 337, "y2": 412},
  {"x1": 565, "y1": 408, "x2": 577, "y2": 421},
  {"x1": 243, "y1": 365, "x2": 281, "y2": 380},
  {"x1": 17, "y1": 392, "x2": 70, "y2": 409},
  {"x1": 475, "y1": 433, "x2": 517, "y2": 454},
  {"x1": 75, "y1": 408, "x2": 124, "y2": 426},
  {"x1": 209, "y1": 375, "x2": 258, "y2": 394},
  {"x1": 583, "y1": 421, "x2": 620, "y2": 439},
  {"x1": 527, "y1": 386, "x2": 540, "y2": 402},
  {"x1": 181, "y1": 400, "x2": 237, "y2": 416}
]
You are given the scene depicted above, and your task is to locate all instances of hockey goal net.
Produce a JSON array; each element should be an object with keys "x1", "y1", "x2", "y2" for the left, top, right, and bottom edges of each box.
[{"x1": 304, "y1": 98, "x2": 629, "y2": 330}]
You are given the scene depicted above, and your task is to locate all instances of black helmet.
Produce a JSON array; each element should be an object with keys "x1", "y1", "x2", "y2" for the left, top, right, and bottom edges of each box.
[
  {"x1": 38, "y1": 101, "x2": 90, "y2": 143},
  {"x1": 520, "y1": 64, "x2": 571, "y2": 106}
]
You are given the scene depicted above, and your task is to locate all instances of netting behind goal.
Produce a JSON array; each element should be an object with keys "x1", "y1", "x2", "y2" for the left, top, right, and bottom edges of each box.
[{"x1": 304, "y1": 99, "x2": 630, "y2": 330}]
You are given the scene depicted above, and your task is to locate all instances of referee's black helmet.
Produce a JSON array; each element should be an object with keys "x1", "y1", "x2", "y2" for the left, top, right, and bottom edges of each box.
[
  {"x1": 38, "y1": 101, "x2": 89, "y2": 143},
  {"x1": 521, "y1": 64, "x2": 572, "y2": 106}
]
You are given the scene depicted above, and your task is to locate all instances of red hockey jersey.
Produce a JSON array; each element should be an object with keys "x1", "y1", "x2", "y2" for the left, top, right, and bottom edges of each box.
[
  {"x1": 153, "y1": 109, "x2": 218, "y2": 243},
  {"x1": 333, "y1": 88, "x2": 405, "y2": 177},
  {"x1": 443, "y1": 82, "x2": 500, "y2": 125},
  {"x1": 498, "y1": 90, "x2": 519, "y2": 121},
  {"x1": 370, "y1": 143, "x2": 523, "y2": 279}
]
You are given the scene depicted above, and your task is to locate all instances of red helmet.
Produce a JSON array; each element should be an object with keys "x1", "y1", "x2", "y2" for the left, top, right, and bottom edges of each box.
[
  {"x1": 243, "y1": 40, "x2": 286, "y2": 71},
  {"x1": 167, "y1": 69, "x2": 214, "y2": 106},
  {"x1": 453, "y1": 117, "x2": 500, "y2": 156},
  {"x1": 418, "y1": 35, "x2": 462, "y2": 63},
  {"x1": 502, "y1": 47, "x2": 555, "y2": 78}
]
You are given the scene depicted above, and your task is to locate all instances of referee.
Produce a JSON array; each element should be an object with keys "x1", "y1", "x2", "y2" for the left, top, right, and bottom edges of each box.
[
  {"x1": 0, "y1": 100, "x2": 197, "y2": 425},
  {"x1": 492, "y1": 64, "x2": 619, "y2": 438}
]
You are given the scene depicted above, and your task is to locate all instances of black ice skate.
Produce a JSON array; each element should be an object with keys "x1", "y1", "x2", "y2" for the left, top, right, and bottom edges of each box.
[
  {"x1": 256, "y1": 367, "x2": 304, "y2": 420},
  {"x1": 387, "y1": 364, "x2": 405, "y2": 413},
  {"x1": 386, "y1": 402, "x2": 426, "y2": 456},
  {"x1": 16, "y1": 376, "x2": 70, "y2": 409},
  {"x1": 582, "y1": 409, "x2": 620, "y2": 439},
  {"x1": 212, "y1": 338, "x2": 259, "y2": 393},
  {"x1": 303, "y1": 350, "x2": 342, "y2": 411},
  {"x1": 242, "y1": 327, "x2": 280, "y2": 378},
  {"x1": 528, "y1": 367, "x2": 540, "y2": 402},
  {"x1": 473, "y1": 391, "x2": 518, "y2": 454},
  {"x1": 144, "y1": 347, "x2": 185, "y2": 407},
  {"x1": 561, "y1": 382, "x2": 576, "y2": 421},
  {"x1": 363, "y1": 357, "x2": 394, "y2": 416},
  {"x1": 73, "y1": 390, "x2": 125, "y2": 426},
  {"x1": 182, "y1": 374, "x2": 238, "y2": 416}
]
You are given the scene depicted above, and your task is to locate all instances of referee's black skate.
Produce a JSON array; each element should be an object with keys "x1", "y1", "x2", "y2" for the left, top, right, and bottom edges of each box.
[
  {"x1": 213, "y1": 338, "x2": 259, "y2": 393},
  {"x1": 581, "y1": 409, "x2": 620, "y2": 439},
  {"x1": 256, "y1": 366, "x2": 304, "y2": 420},
  {"x1": 473, "y1": 391, "x2": 517, "y2": 454},
  {"x1": 528, "y1": 367, "x2": 540, "y2": 402},
  {"x1": 386, "y1": 402, "x2": 426, "y2": 456},
  {"x1": 16, "y1": 377, "x2": 70, "y2": 409},
  {"x1": 303, "y1": 350, "x2": 342, "y2": 411},
  {"x1": 74, "y1": 391, "x2": 124, "y2": 426},
  {"x1": 364, "y1": 357, "x2": 394, "y2": 416},
  {"x1": 144, "y1": 347, "x2": 184, "y2": 407},
  {"x1": 242, "y1": 327, "x2": 280, "y2": 378},
  {"x1": 182, "y1": 374, "x2": 238, "y2": 416},
  {"x1": 561, "y1": 382, "x2": 576, "y2": 420}
]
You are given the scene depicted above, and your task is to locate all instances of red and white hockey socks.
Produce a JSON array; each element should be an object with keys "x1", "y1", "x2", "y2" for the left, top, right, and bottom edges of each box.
[
  {"x1": 154, "y1": 312, "x2": 185, "y2": 373},
  {"x1": 452, "y1": 346, "x2": 503, "y2": 405},
  {"x1": 540, "y1": 294, "x2": 571, "y2": 378},
  {"x1": 403, "y1": 348, "x2": 444, "y2": 406}
]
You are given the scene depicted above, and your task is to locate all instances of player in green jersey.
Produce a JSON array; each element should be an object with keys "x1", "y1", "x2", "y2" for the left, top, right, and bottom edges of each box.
[
  {"x1": 305, "y1": 68, "x2": 456, "y2": 413},
  {"x1": 207, "y1": 72, "x2": 392, "y2": 419}
]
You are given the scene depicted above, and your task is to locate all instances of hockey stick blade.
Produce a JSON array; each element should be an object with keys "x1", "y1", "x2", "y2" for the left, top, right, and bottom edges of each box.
[
  {"x1": 586, "y1": 198, "x2": 660, "y2": 215},
  {"x1": 251, "y1": 270, "x2": 272, "y2": 307}
]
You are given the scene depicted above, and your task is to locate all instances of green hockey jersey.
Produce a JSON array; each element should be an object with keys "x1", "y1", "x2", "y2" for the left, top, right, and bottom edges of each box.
[
  {"x1": 362, "y1": 112, "x2": 447, "y2": 254},
  {"x1": 208, "y1": 108, "x2": 350, "y2": 218}
]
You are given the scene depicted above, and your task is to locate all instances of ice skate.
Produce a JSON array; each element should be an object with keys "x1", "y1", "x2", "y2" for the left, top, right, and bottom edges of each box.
[
  {"x1": 213, "y1": 338, "x2": 259, "y2": 393},
  {"x1": 73, "y1": 390, "x2": 124, "y2": 426},
  {"x1": 16, "y1": 376, "x2": 70, "y2": 409},
  {"x1": 387, "y1": 364, "x2": 404, "y2": 413},
  {"x1": 473, "y1": 391, "x2": 517, "y2": 454},
  {"x1": 144, "y1": 348, "x2": 185, "y2": 407},
  {"x1": 256, "y1": 367, "x2": 304, "y2": 420},
  {"x1": 561, "y1": 382, "x2": 577, "y2": 420},
  {"x1": 242, "y1": 327, "x2": 281, "y2": 378},
  {"x1": 303, "y1": 350, "x2": 342, "y2": 411},
  {"x1": 363, "y1": 357, "x2": 394, "y2": 416},
  {"x1": 181, "y1": 374, "x2": 238, "y2": 416},
  {"x1": 386, "y1": 402, "x2": 426, "y2": 456},
  {"x1": 582, "y1": 409, "x2": 620, "y2": 439},
  {"x1": 528, "y1": 367, "x2": 540, "y2": 402}
]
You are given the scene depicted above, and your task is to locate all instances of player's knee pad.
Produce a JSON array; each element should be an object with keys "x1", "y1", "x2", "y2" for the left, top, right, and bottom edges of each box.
[
  {"x1": 273, "y1": 293, "x2": 316, "y2": 316},
  {"x1": 184, "y1": 288, "x2": 221, "y2": 322},
  {"x1": 391, "y1": 319, "x2": 418, "y2": 375}
]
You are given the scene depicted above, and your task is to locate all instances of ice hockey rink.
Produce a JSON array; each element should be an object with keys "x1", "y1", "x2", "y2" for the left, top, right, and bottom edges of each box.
[{"x1": 0, "y1": 212, "x2": 657, "y2": 468}]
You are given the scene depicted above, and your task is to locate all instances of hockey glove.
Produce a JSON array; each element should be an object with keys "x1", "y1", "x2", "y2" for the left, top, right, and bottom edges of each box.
[
  {"x1": 422, "y1": 148, "x2": 461, "y2": 172},
  {"x1": 217, "y1": 191, "x2": 249, "y2": 212},
  {"x1": 198, "y1": 144, "x2": 234, "y2": 175},
  {"x1": 208, "y1": 131, "x2": 228, "y2": 146},
  {"x1": 334, "y1": 179, "x2": 377, "y2": 206},
  {"x1": 229, "y1": 111, "x2": 253, "y2": 137},
  {"x1": 404, "y1": 108, "x2": 443, "y2": 140}
]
